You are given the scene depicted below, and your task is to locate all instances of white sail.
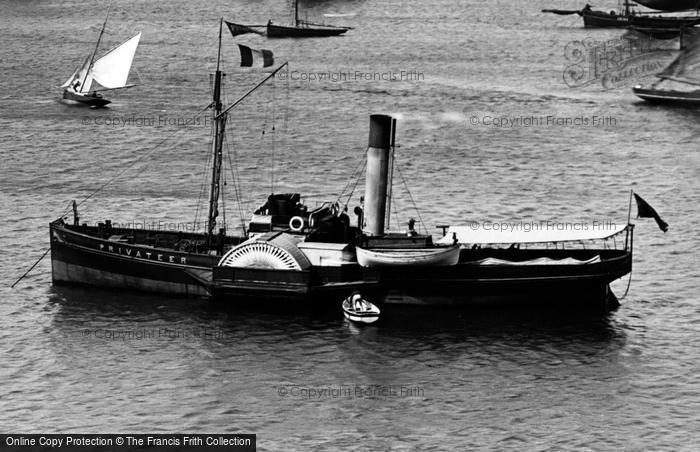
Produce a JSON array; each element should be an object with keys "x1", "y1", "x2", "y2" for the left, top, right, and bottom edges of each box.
[
  {"x1": 61, "y1": 67, "x2": 79, "y2": 88},
  {"x1": 90, "y1": 32, "x2": 141, "y2": 89},
  {"x1": 658, "y1": 30, "x2": 700, "y2": 86},
  {"x1": 63, "y1": 55, "x2": 94, "y2": 93}
]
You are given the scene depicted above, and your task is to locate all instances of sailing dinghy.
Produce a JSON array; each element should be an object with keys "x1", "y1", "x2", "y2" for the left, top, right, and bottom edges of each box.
[{"x1": 61, "y1": 10, "x2": 141, "y2": 107}]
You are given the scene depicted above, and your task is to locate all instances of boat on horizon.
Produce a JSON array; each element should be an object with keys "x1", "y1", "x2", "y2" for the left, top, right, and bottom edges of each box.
[
  {"x1": 227, "y1": 0, "x2": 351, "y2": 38},
  {"x1": 633, "y1": 28, "x2": 700, "y2": 104},
  {"x1": 543, "y1": 1, "x2": 700, "y2": 29},
  {"x1": 61, "y1": 8, "x2": 141, "y2": 107}
]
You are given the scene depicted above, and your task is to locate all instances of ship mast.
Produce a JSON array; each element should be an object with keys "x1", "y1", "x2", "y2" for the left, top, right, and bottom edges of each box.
[
  {"x1": 206, "y1": 19, "x2": 227, "y2": 247},
  {"x1": 205, "y1": 17, "x2": 289, "y2": 246},
  {"x1": 82, "y1": 6, "x2": 111, "y2": 91}
]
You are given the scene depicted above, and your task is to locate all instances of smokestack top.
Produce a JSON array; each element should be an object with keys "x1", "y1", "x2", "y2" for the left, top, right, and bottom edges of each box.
[{"x1": 368, "y1": 114, "x2": 393, "y2": 149}]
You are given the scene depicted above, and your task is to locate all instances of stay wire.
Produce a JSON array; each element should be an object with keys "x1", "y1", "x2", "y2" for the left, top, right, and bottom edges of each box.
[
  {"x1": 13, "y1": 103, "x2": 212, "y2": 289},
  {"x1": 395, "y1": 160, "x2": 428, "y2": 235},
  {"x1": 344, "y1": 157, "x2": 367, "y2": 208},
  {"x1": 337, "y1": 151, "x2": 368, "y2": 206}
]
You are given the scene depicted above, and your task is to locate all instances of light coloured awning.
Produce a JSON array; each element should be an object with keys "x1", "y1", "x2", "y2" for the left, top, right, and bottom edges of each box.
[{"x1": 436, "y1": 223, "x2": 628, "y2": 245}]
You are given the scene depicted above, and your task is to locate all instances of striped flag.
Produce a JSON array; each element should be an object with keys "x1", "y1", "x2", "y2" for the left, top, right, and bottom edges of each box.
[{"x1": 238, "y1": 44, "x2": 274, "y2": 68}]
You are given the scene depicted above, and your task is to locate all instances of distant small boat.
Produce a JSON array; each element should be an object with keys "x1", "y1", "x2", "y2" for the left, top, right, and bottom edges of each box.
[
  {"x1": 342, "y1": 293, "x2": 380, "y2": 324},
  {"x1": 61, "y1": 8, "x2": 141, "y2": 107},
  {"x1": 266, "y1": 21, "x2": 350, "y2": 38},
  {"x1": 227, "y1": 0, "x2": 351, "y2": 39},
  {"x1": 633, "y1": 28, "x2": 700, "y2": 105},
  {"x1": 583, "y1": 8, "x2": 700, "y2": 28},
  {"x1": 356, "y1": 245, "x2": 461, "y2": 267},
  {"x1": 543, "y1": 1, "x2": 700, "y2": 29}
]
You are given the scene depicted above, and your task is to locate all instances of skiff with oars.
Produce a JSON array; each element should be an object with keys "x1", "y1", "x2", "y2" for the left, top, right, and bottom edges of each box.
[{"x1": 342, "y1": 293, "x2": 381, "y2": 324}]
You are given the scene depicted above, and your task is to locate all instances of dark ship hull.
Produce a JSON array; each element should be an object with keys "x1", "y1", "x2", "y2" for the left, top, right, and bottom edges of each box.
[
  {"x1": 633, "y1": 86, "x2": 700, "y2": 104},
  {"x1": 208, "y1": 247, "x2": 632, "y2": 310},
  {"x1": 62, "y1": 89, "x2": 111, "y2": 107},
  {"x1": 635, "y1": 0, "x2": 700, "y2": 12},
  {"x1": 266, "y1": 23, "x2": 349, "y2": 38},
  {"x1": 50, "y1": 220, "x2": 243, "y2": 296},
  {"x1": 582, "y1": 9, "x2": 700, "y2": 28}
]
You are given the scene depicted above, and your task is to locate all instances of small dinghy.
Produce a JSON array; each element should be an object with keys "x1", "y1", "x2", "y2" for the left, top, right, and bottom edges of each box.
[{"x1": 342, "y1": 293, "x2": 380, "y2": 324}]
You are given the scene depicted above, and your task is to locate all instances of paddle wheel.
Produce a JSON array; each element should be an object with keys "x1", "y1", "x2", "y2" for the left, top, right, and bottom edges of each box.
[{"x1": 218, "y1": 232, "x2": 311, "y2": 270}]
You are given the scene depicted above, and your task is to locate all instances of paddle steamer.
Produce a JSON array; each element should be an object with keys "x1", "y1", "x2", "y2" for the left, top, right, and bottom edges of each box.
[{"x1": 50, "y1": 24, "x2": 634, "y2": 311}]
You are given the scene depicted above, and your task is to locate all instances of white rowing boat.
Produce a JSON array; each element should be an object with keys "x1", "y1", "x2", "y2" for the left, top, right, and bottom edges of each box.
[
  {"x1": 342, "y1": 293, "x2": 380, "y2": 324},
  {"x1": 355, "y1": 245, "x2": 460, "y2": 267}
]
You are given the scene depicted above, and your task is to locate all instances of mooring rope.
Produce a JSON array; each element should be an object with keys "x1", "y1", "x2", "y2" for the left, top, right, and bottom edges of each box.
[
  {"x1": 618, "y1": 267, "x2": 633, "y2": 300},
  {"x1": 10, "y1": 248, "x2": 51, "y2": 288}
]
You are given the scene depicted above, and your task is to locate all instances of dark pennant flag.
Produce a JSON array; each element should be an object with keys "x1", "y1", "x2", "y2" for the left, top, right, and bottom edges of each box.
[
  {"x1": 634, "y1": 193, "x2": 669, "y2": 232},
  {"x1": 225, "y1": 21, "x2": 261, "y2": 37},
  {"x1": 238, "y1": 44, "x2": 274, "y2": 68}
]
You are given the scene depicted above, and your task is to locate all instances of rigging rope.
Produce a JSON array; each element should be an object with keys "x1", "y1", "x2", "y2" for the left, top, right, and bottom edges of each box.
[
  {"x1": 13, "y1": 103, "x2": 212, "y2": 288},
  {"x1": 194, "y1": 79, "x2": 217, "y2": 231},
  {"x1": 395, "y1": 160, "x2": 428, "y2": 235},
  {"x1": 336, "y1": 151, "x2": 367, "y2": 205},
  {"x1": 219, "y1": 55, "x2": 228, "y2": 233},
  {"x1": 343, "y1": 158, "x2": 367, "y2": 209},
  {"x1": 270, "y1": 81, "x2": 276, "y2": 194},
  {"x1": 282, "y1": 66, "x2": 290, "y2": 186},
  {"x1": 220, "y1": 151, "x2": 227, "y2": 233},
  {"x1": 224, "y1": 131, "x2": 248, "y2": 235},
  {"x1": 63, "y1": 103, "x2": 212, "y2": 218},
  {"x1": 391, "y1": 190, "x2": 401, "y2": 231}
]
